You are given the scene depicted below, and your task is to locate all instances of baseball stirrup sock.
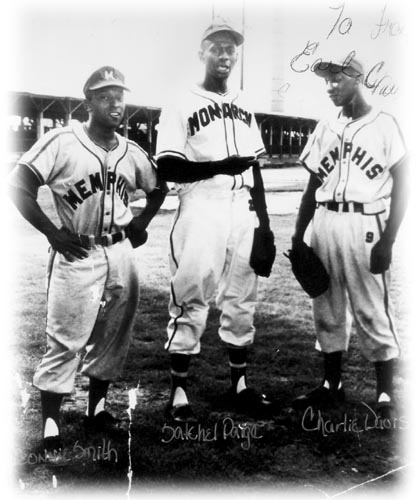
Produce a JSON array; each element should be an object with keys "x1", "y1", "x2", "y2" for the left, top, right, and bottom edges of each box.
[
  {"x1": 87, "y1": 377, "x2": 110, "y2": 417},
  {"x1": 323, "y1": 351, "x2": 343, "y2": 390},
  {"x1": 228, "y1": 347, "x2": 247, "y2": 394},
  {"x1": 375, "y1": 359, "x2": 395, "y2": 400},
  {"x1": 40, "y1": 390, "x2": 64, "y2": 438},
  {"x1": 170, "y1": 354, "x2": 191, "y2": 406}
]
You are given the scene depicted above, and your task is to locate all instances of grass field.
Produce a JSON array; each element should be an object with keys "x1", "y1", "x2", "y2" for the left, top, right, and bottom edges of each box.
[{"x1": 9, "y1": 187, "x2": 413, "y2": 498}]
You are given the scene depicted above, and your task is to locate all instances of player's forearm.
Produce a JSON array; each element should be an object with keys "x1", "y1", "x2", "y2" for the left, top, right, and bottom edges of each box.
[
  {"x1": 157, "y1": 157, "x2": 216, "y2": 183},
  {"x1": 293, "y1": 175, "x2": 320, "y2": 241},
  {"x1": 133, "y1": 187, "x2": 168, "y2": 229},
  {"x1": 9, "y1": 187, "x2": 60, "y2": 240},
  {"x1": 380, "y1": 160, "x2": 409, "y2": 245}
]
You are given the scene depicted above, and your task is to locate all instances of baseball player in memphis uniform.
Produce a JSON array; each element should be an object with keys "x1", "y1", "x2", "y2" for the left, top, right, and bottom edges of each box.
[
  {"x1": 291, "y1": 53, "x2": 409, "y2": 419},
  {"x1": 9, "y1": 66, "x2": 166, "y2": 452},
  {"x1": 156, "y1": 22, "x2": 274, "y2": 424}
]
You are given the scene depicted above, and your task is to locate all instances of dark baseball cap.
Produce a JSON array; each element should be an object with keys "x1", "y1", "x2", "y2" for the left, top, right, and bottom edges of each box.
[
  {"x1": 202, "y1": 23, "x2": 244, "y2": 46},
  {"x1": 83, "y1": 66, "x2": 130, "y2": 95},
  {"x1": 312, "y1": 53, "x2": 364, "y2": 79}
]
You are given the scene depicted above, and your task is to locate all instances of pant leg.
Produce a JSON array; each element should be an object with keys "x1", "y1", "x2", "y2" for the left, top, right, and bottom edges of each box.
[
  {"x1": 311, "y1": 207, "x2": 351, "y2": 353},
  {"x1": 33, "y1": 248, "x2": 107, "y2": 394},
  {"x1": 81, "y1": 238, "x2": 140, "y2": 379},
  {"x1": 166, "y1": 194, "x2": 230, "y2": 354},
  {"x1": 217, "y1": 189, "x2": 258, "y2": 347},
  {"x1": 343, "y1": 211, "x2": 400, "y2": 362}
]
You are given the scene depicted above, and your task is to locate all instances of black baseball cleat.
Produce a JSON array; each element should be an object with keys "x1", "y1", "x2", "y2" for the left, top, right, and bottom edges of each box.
[
  {"x1": 84, "y1": 410, "x2": 123, "y2": 435},
  {"x1": 165, "y1": 403, "x2": 198, "y2": 425},
  {"x1": 230, "y1": 387, "x2": 275, "y2": 417},
  {"x1": 292, "y1": 385, "x2": 345, "y2": 411}
]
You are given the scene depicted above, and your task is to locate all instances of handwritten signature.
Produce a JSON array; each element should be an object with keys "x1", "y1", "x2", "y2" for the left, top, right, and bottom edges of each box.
[
  {"x1": 161, "y1": 417, "x2": 265, "y2": 450},
  {"x1": 301, "y1": 402, "x2": 408, "y2": 437},
  {"x1": 18, "y1": 439, "x2": 118, "y2": 466}
]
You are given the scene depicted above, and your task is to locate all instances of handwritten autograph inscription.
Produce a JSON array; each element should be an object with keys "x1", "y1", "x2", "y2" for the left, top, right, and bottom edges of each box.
[{"x1": 288, "y1": 2, "x2": 404, "y2": 98}]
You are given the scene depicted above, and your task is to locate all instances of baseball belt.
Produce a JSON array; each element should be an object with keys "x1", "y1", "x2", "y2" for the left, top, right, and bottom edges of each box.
[
  {"x1": 319, "y1": 200, "x2": 386, "y2": 215},
  {"x1": 78, "y1": 230, "x2": 126, "y2": 248}
]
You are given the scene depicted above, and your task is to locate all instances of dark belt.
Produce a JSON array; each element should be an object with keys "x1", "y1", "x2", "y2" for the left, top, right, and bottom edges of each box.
[
  {"x1": 319, "y1": 202, "x2": 364, "y2": 213},
  {"x1": 78, "y1": 230, "x2": 126, "y2": 248}
]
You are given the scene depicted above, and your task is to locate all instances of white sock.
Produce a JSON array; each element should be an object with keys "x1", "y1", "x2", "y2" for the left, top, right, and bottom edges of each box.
[
  {"x1": 378, "y1": 392, "x2": 391, "y2": 403},
  {"x1": 323, "y1": 380, "x2": 342, "y2": 390},
  {"x1": 172, "y1": 387, "x2": 188, "y2": 406},
  {"x1": 44, "y1": 417, "x2": 59, "y2": 438},
  {"x1": 236, "y1": 375, "x2": 247, "y2": 394},
  {"x1": 86, "y1": 397, "x2": 106, "y2": 417}
]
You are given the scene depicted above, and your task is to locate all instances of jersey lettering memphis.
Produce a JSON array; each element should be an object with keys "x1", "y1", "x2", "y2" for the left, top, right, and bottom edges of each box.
[
  {"x1": 63, "y1": 171, "x2": 129, "y2": 209},
  {"x1": 188, "y1": 103, "x2": 252, "y2": 136},
  {"x1": 317, "y1": 142, "x2": 384, "y2": 181}
]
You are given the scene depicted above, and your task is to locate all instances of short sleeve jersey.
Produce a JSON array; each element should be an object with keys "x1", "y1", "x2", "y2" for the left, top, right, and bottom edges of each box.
[
  {"x1": 13, "y1": 121, "x2": 157, "y2": 235},
  {"x1": 156, "y1": 85, "x2": 265, "y2": 193},
  {"x1": 300, "y1": 109, "x2": 407, "y2": 204}
]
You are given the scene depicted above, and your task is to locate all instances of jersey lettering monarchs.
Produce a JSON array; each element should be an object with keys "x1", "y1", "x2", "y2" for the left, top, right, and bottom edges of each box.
[{"x1": 188, "y1": 103, "x2": 252, "y2": 136}]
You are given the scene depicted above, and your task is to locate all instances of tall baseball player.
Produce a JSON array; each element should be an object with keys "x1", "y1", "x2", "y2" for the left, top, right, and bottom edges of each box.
[
  {"x1": 9, "y1": 66, "x2": 166, "y2": 452},
  {"x1": 156, "y1": 22, "x2": 274, "y2": 424},
  {"x1": 290, "y1": 54, "x2": 408, "y2": 419}
]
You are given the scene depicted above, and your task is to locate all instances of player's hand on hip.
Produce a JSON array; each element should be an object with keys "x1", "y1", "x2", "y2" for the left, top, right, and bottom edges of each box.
[
  {"x1": 47, "y1": 227, "x2": 89, "y2": 261},
  {"x1": 370, "y1": 238, "x2": 393, "y2": 274},
  {"x1": 218, "y1": 155, "x2": 256, "y2": 176}
]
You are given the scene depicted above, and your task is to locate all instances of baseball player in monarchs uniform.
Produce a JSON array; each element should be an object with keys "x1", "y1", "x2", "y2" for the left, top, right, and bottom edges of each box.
[
  {"x1": 9, "y1": 67, "x2": 166, "y2": 452},
  {"x1": 291, "y1": 54, "x2": 409, "y2": 419},
  {"x1": 156, "y1": 22, "x2": 273, "y2": 423}
]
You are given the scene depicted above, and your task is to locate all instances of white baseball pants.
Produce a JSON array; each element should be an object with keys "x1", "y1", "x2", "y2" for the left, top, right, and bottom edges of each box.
[
  {"x1": 33, "y1": 238, "x2": 139, "y2": 394},
  {"x1": 166, "y1": 187, "x2": 258, "y2": 354},
  {"x1": 311, "y1": 205, "x2": 400, "y2": 362}
]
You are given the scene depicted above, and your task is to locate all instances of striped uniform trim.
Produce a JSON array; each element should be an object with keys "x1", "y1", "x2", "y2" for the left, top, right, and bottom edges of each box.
[
  {"x1": 228, "y1": 362, "x2": 247, "y2": 369},
  {"x1": 18, "y1": 162, "x2": 45, "y2": 185},
  {"x1": 170, "y1": 369, "x2": 188, "y2": 377},
  {"x1": 166, "y1": 202, "x2": 184, "y2": 351},
  {"x1": 156, "y1": 150, "x2": 187, "y2": 161},
  {"x1": 109, "y1": 142, "x2": 129, "y2": 233},
  {"x1": 375, "y1": 214, "x2": 401, "y2": 354}
]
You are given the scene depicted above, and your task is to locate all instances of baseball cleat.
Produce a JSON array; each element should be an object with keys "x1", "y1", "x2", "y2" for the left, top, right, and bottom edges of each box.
[
  {"x1": 84, "y1": 410, "x2": 123, "y2": 434},
  {"x1": 230, "y1": 387, "x2": 275, "y2": 417},
  {"x1": 292, "y1": 385, "x2": 345, "y2": 411},
  {"x1": 165, "y1": 403, "x2": 198, "y2": 425}
]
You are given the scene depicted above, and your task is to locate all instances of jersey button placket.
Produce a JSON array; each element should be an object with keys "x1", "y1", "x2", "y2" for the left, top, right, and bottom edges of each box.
[{"x1": 103, "y1": 162, "x2": 113, "y2": 234}]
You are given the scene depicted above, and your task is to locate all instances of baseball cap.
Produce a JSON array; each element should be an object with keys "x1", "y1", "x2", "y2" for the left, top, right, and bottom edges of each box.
[
  {"x1": 202, "y1": 22, "x2": 244, "y2": 46},
  {"x1": 312, "y1": 52, "x2": 364, "y2": 79},
  {"x1": 83, "y1": 66, "x2": 129, "y2": 95}
]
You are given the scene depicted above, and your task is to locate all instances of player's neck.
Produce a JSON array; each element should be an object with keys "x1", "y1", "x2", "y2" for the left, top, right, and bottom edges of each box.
[
  {"x1": 84, "y1": 122, "x2": 118, "y2": 151},
  {"x1": 201, "y1": 75, "x2": 229, "y2": 95},
  {"x1": 342, "y1": 95, "x2": 371, "y2": 120}
]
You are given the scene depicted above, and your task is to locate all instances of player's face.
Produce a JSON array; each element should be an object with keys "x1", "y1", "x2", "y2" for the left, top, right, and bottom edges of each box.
[
  {"x1": 324, "y1": 70, "x2": 359, "y2": 107},
  {"x1": 87, "y1": 87, "x2": 126, "y2": 128},
  {"x1": 200, "y1": 33, "x2": 238, "y2": 80}
]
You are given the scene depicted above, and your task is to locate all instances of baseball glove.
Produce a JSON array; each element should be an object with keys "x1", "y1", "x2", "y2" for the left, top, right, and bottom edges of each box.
[
  {"x1": 250, "y1": 227, "x2": 276, "y2": 277},
  {"x1": 125, "y1": 223, "x2": 148, "y2": 249},
  {"x1": 284, "y1": 242, "x2": 329, "y2": 298}
]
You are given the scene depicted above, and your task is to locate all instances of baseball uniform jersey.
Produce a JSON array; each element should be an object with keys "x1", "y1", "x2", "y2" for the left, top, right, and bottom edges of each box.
[
  {"x1": 300, "y1": 108, "x2": 407, "y2": 361},
  {"x1": 11, "y1": 120, "x2": 157, "y2": 393},
  {"x1": 156, "y1": 85, "x2": 266, "y2": 354}
]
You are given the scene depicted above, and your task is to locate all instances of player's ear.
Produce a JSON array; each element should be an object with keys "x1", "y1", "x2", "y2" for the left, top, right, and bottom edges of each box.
[{"x1": 83, "y1": 99, "x2": 92, "y2": 113}]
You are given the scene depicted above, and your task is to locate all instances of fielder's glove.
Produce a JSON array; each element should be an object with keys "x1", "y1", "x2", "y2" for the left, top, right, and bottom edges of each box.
[
  {"x1": 250, "y1": 227, "x2": 276, "y2": 277},
  {"x1": 284, "y1": 241, "x2": 329, "y2": 298}
]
